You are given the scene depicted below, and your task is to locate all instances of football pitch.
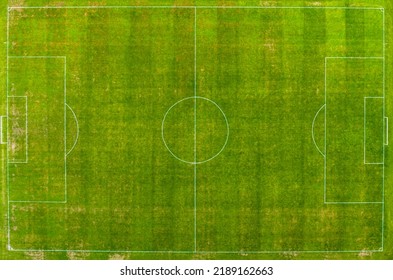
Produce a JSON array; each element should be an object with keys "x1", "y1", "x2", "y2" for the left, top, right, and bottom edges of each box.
[{"x1": 0, "y1": 0, "x2": 392, "y2": 260}]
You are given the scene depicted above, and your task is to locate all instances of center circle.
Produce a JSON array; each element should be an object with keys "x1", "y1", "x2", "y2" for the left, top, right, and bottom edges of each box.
[{"x1": 162, "y1": 96, "x2": 229, "y2": 164}]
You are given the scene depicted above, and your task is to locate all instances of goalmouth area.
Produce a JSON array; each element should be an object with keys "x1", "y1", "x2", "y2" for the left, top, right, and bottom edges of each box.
[{"x1": 0, "y1": 0, "x2": 392, "y2": 260}]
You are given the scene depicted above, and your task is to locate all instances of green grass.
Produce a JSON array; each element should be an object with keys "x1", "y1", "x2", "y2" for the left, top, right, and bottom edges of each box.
[
  {"x1": 365, "y1": 97, "x2": 384, "y2": 163},
  {"x1": 0, "y1": 0, "x2": 392, "y2": 260},
  {"x1": 9, "y1": 58, "x2": 65, "y2": 201},
  {"x1": 326, "y1": 59, "x2": 384, "y2": 202}
]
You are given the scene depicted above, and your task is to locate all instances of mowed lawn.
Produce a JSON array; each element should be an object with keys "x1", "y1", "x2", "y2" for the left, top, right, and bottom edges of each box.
[{"x1": 1, "y1": 1, "x2": 391, "y2": 260}]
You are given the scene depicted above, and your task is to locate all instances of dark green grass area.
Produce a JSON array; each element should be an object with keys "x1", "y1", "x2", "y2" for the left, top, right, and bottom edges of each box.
[{"x1": 0, "y1": 0, "x2": 392, "y2": 260}]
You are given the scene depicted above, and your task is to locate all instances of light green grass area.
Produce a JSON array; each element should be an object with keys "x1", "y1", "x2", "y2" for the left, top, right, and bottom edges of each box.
[{"x1": 0, "y1": 0, "x2": 392, "y2": 260}]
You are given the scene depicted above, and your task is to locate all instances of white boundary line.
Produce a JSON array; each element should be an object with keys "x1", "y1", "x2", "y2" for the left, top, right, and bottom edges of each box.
[
  {"x1": 6, "y1": 56, "x2": 67, "y2": 206},
  {"x1": 6, "y1": 5, "x2": 10, "y2": 250},
  {"x1": 6, "y1": 5, "x2": 385, "y2": 254},
  {"x1": 324, "y1": 57, "x2": 327, "y2": 203},
  {"x1": 311, "y1": 104, "x2": 326, "y2": 157},
  {"x1": 6, "y1": 248, "x2": 383, "y2": 254},
  {"x1": 7, "y1": 96, "x2": 28, "y2": 164},
  {"x1": 193, "y1": 7, "x2": 197, "y2": 253},
  {"x1": 8, "y1": 6, "x2": 383, "y2": 10},
  {"x1": 0, "y1": 116, "x2": 7, "y2": 144},
  {"x1": 381, "y1": 8, "x2": 386, "y2": 251},
  {"x1": 364, "y1": 97, "x2": 384, "y2": 165}
]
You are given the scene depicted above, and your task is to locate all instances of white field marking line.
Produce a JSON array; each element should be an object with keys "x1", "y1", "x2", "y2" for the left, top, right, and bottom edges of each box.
[
  {"x1": 7, "y1": 56, "x2": 68, "y2": 206},
  {"x1": 0, "y1": 117, "x2": 2, "y2": 144},
  {"x1": 384, "y1": 117, "x2": 388, "y2": 145},
  {"x1": 324, "y1": 56, "x2": 385, "y2": 205},
  {"x1": 25, "y1": 96, "x2": 28, "y2": 163},
  {"x1": 7, "y1": 7, "x2": 384, "y2": 254},
  {"x1": 6, "y1": 7, "x2": 11, "y2": 249},
  {"x1": 8, "y1": 6, "x2": 383, "y2": 10},
  {"x1": 9, "y1": 200, "x2": 66, "y2": 204},
  {"x1": 65, "y1": 104, "x2": 79, "y2": 156},
  {"x1": 0, "y1": 116, "x2": 6, "y2": 144},
  {"x1": 8, "y1": 56, "x2": 66, "y2": 58},
  {"x1": 9, "y1": 248, "x2": 382, "y2": 253},
  {"x1": 64, "y1": 57, "x2": 67, "y2": 203},
  {"x1": 161, "y1": 96, "x2": 229, "y2": 165},
  {"x1": 325, "y1": 201, "x2": 383, "y2": 205},
  {"x1": 7, "y1": 96, "x2": 28, "y2": 164},
  {"x1": 196, "y1": 249, "x2": 383, "y2": 253},
  {"x1": 193, "y1": 157, "x2": 197, "y2": 252},
  {"x1": 325, "y1": 57, "x2": 384, "y2": 59},
  {"x1": 9, "y1": 248, "x2": 196, "y2": 253},
  {"x1": 311, "y1": 104, "x2": 326, "y2": 157},
  {"x1": 193, "y1": 6, "x2": 197, "y2": 253},
  {"x1": 9, "y1": 6, "x2": 197, "y2": 9},
  {"x1": 324, "y1": 57, "x2": 327, "y2": 203},
  {"x1": 0, "y1": 117, "x2": 3, "y2": 144},
  {"x1": 161, "y1": 97, "x2": 198, "y2": 165},
  {"x1": 364, "y1": 97, "x2": 384, "y2": 165},
  {"x1": 382, "y1": 8, "x2": 386, "y2": 250}
]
